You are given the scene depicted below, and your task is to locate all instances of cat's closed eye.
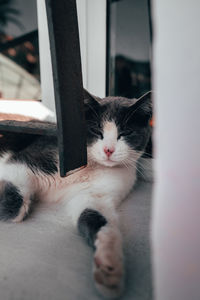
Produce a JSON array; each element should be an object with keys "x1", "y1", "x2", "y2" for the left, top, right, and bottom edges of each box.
[
  {"x1": 117, "y1": 129, "x2": 133, "y2": 140},
  {"x1": 89, "y1": 127, "x2": 103, "y2": 139}
]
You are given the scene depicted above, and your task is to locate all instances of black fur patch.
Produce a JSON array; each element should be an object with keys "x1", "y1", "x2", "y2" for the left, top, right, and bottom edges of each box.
[
  {"x1": 0, "y1": 132, "x2": 38, "y2": 155},
  {"x1": 78, "y1": 209, "x2": 107, "y2": 248},
  {"x1": 0, "y1": 182, "x2": 23, "y2": 220},
  {"x1": 9, "y1": 135, "x2": 58, "y2": 175},
  {"x1": 0, "y1": 133, "x2": 58, "y2": 176}
]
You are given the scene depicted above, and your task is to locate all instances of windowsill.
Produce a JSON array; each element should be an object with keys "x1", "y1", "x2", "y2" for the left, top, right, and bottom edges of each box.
[{"x1": 0, "y1": 99, "x2": 55, "y2": 122}]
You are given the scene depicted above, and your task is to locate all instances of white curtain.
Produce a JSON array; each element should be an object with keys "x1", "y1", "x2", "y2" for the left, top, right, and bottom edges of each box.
[{"x1": 152, "y1": 1, "x2": 200, "y2": 300}]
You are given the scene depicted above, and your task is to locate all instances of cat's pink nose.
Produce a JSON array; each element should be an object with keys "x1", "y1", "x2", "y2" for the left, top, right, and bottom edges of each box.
[{"x1": 104, "y1": 147, "x2": 115, "y2": 157}]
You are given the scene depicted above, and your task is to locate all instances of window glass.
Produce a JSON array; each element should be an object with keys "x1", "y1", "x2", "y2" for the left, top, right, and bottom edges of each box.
[{"x1": 107, "y1": 0, "x2": 151, "y2": 99}]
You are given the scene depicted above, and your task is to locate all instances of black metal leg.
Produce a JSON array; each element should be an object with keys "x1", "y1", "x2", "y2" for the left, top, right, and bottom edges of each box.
[{"x1": 45, "y1": 0, "x2": 87, "y2": 177}]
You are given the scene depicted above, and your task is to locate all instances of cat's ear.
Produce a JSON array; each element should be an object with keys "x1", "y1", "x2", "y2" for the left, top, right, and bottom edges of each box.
[
  {"x1": 134, "y1": 91, "x2": 152, "y2": 115},
  {"x1": 83, "y1": 89, "x2": 101, "y2": 120},
  {"x1": 128, "y1": 91, "x2": 153, "y2": 126},
  {"x1": 83, "y1": 89, "x2": 101, "y2": 105}
]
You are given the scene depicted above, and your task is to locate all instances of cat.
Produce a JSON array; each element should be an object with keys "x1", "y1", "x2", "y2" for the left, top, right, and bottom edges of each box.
[{"x1": 0, "y1": 90, "x2": 152, "y2": 299}]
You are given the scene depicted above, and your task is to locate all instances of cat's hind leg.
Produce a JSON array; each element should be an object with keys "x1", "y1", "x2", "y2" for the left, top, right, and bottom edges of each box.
[
  {"x1": 78, "y1": 207, "x2": 124, "y2": 299},
  {"x1": 0, "y1": 180, "x2": 30, "y2": 222},
  {"x1": 0, "y1": 154, "x2": 35, "y2": 222}
]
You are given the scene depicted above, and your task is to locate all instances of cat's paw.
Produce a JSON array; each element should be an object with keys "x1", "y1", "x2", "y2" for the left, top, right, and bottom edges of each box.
[
  {"x1": 12, "y1": 197, "x2": 30, "y2": 223},
  {"x1": 93, "y1": 227, "x2": 124, "y2": 299}
]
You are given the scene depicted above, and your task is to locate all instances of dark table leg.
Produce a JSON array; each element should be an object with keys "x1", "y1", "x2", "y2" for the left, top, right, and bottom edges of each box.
[{"x1": 45, "y1": 0, "x2": 87, "y2": 177}]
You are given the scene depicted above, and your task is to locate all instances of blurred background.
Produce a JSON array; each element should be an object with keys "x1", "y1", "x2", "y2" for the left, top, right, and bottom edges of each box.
[
  {"x1": 0, "y1": 0, "x2": 151, "y2": 101},
  {"x1": 0, "y1": 0, "x2": 40, "y2": 100},
  {"x1": 107, "y1": 0, "x2": 151, "y2": 99}
]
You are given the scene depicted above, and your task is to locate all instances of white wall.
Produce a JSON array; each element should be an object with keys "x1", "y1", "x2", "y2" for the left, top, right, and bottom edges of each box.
[
  {"x1": 76, "y1": 0, "x2": 107, "y2": 98},
  {"x1": 152, "y1": 1, "x2": 200, "y2": 299},
  {"x1": 37, "y1": 0, "x2": 56, "y2": 118}
]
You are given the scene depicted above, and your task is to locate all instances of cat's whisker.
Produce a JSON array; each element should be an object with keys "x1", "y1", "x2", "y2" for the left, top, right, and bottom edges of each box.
[
  {"x1": 122, "y1": 158, "x2": 146, "y2": 178},
  {"x1": 128, "y1": 161, "x2": 146, "y2": 177},
  {"x1": 122, "y1": 161, "x2": 133, "y2": 173},
  {"x1": 124, "y1": 159, "x2": 145, "y2": 177}
]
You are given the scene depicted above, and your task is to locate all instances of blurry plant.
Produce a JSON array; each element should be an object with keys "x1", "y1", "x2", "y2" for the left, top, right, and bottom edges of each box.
[{"x1": 0, "y1": 0, "x2": 22, "y2": 33}]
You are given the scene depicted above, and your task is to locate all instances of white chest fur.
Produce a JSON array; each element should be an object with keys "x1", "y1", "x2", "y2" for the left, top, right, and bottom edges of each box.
[{"x1": 38, "y1": 162, "x2": 136, "y2": 206}]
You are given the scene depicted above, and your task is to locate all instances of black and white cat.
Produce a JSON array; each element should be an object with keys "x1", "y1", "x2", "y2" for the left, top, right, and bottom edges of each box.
[{"x1": 0, "y1": 90, "x2": 152, "y2": 299}]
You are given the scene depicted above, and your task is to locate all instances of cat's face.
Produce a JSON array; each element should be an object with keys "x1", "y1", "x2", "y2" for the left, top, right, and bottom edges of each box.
[{"x1": 84, "y1": 91, "x2": 152, "y2": 167}]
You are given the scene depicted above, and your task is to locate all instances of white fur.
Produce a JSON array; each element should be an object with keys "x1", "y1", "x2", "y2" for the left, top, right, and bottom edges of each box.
[{"x1": 66, "y1": 163, "x2": 136, "y2": 225}]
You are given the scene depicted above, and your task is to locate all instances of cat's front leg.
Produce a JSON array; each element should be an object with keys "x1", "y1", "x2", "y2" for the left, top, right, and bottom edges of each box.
[
  {"x1": 77, "y1": 207, "x2": 124, "y2": 299},
  {"x1": 93, "y1": 224, "x2": 124, "y2": 299}
]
